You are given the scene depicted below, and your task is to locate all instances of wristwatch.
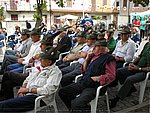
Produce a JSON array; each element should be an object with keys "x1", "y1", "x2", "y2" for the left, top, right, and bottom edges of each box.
[{"x1": 139, "y1": 67, "x2": 142, "y2": 71}]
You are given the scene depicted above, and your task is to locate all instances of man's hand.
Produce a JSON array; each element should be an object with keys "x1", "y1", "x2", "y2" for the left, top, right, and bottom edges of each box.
[
  {"x1": 128, "y1": 63, "x2": 139, "y2": 71},
  {"x1": 17, "y1": 58, "x2": 24, "y2": 64},
  {"x1": 114, "y1": 56, "x2": 120, "y2": 61},
  {"x1": 17, "y1": 87, "x2": 29, "y2": 96},
  {"x1": 34, "y1": 54, "x2": 40, "y2": 60},
  {"x1": 86, "y1": 51, "x2": 94, "y2": 61},
  {"x1": 91, "y1": 76, "x2": 100, "y2": 82}
]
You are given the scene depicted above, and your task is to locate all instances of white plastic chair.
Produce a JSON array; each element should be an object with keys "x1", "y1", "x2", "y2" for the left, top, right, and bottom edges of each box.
[
  {"x1": 25, "y1": 93, "x2": 58, "y2": 113},
  {"x1": 75, "y1": 75, "x2": 110, "y2": 113},
  {"x1": 118, "y1": 71, "x2": 150, "y2": 104},
  {"x1": 57, "y1": 51, "x2": 70, "y2": 62},
  {"x1": 139, "y1": 72, "x2": 150, "y2": 104}
]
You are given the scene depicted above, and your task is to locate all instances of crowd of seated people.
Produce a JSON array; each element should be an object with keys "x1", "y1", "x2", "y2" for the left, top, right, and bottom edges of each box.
[{"x1": 0, "y1": 22, "x2": 149, "y2": 113}]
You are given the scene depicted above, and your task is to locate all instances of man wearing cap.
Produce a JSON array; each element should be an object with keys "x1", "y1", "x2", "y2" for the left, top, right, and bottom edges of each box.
[
  {"x1": 105, "y1": 29, "x2": 116, "y2": 53},
  {"x1": 56, "y1": 27, "x2": 72, "y2": 53},
  {"x1": 0, "y1": 47, "x2": 62, "y2": 112},
  {"x1": 60, "y1": 33, "x2": 97, "y2": 87},
  {"x1": 0, "y1": 33, "x2": 58, "y2": 100},
  {"x1": 59, "y1": 38, "x2": 116, "y2": 112},
  {"x1": 6, "y1": 28, "x2": 41, "y2": 73},
  {"x1": 109, "y1": 36, "x2": 150, "y2": 109},
  {"x1": 56, "y1": 31, "x2": 87, "y2": 69},
  {"x1": 112, "y1": 26, "x2": 136, "y2": 68},
  {"x1": 0, "y1": 29, "x2": 32, "y2": 74}
]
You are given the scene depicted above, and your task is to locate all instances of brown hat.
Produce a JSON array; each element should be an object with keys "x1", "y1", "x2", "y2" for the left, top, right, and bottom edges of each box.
[
  {"x1": 21, "y1": 29, "x2": 30, "y2": 35},
  {"x1": 120, "y1": 26, "x2": 131, "y2": 34},
  {"x1": 95, "y1": 38, "x2": 107, "y2": 47},
  {"x1": 40, "y1": 46, "x2": 59, "y2": 61}
]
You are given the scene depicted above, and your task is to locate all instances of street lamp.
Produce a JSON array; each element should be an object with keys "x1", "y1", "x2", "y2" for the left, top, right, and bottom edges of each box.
[
  {"x1": 49, "y1": 0, "x2": 52, "y2": 26},
  {"x1": 82, "y1": 0, "x2": 84, "y2": 18}
]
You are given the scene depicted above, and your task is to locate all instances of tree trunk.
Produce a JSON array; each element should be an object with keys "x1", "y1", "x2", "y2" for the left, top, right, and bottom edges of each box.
[{"x1": 35, "y1": 0, "x2": 43, "y2": 28}]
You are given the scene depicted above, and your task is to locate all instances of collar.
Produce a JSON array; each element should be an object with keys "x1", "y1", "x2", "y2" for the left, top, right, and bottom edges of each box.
[
  {"x1": 22, "y1": 38, "x2": 31, "y2": 44},
  {"x1": 42, "y1": 63, "x2": 56, "y2": 71},
  {"x1": 32, "y1": 40, "x2": 41, "y2": 45}
]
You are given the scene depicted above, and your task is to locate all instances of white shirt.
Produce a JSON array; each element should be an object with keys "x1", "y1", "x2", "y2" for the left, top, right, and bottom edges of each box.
[
  {"x1": 24, "y1": 64, "x2": 62, "y2": 104},
  {"x1": 112, "y1": 38, "x2": 136, "y2": 62},
  {"x1": 22, "y1": 41, "x2": 41, "y2": 64}
]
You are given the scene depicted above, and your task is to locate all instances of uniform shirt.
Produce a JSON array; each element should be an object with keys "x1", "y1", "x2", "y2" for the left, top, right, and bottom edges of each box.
[
  {"x1": 20, "y1": 38, "x2": 32, "y2": 57},
  {"x1": 24, "y1": 64, "x2": 62, "y2": 104},
  {"x1": 22, "y1": 41, "x2": 41, "y2": 64},
  {"x1": 67, "y1": 43, "x2": 86, "y2": 59},
  {"x1": 112, "y1": 38, "x2": 136, "y2": 62}
]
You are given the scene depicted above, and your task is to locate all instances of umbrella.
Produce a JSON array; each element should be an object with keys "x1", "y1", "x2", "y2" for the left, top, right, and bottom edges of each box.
[{"x1": 57, "y1": 14, "x2": 78, "y2": 20}]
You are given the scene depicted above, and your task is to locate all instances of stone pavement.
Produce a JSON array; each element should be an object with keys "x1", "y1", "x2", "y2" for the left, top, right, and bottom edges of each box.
[{"x1": 55, "y1": 81, "x2": 150, "y2": 113}]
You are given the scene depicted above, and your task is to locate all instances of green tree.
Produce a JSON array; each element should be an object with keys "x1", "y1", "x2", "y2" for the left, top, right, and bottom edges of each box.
[
  {"x1": 55, "y1": 0, "x2": 64, "y2": 7},
  {"x1": 33, "y1": 0, "x2": 47, "y2": 28},
  {"x1": 0, "y1": 6, "x2": 4, "y2": 28},
  {"x1": 33, "y1": 0, "x2": 64, "y2": 28},
  {"x1": 129, "y1": 0, "x2": 149, "y2": 7}
]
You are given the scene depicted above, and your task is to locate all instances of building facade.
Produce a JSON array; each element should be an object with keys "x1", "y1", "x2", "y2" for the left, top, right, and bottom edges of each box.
[
  {"x1": 1, "y1": 0, "x2": 121, "y2": 34},
  {"x1": 6, "y1": 0, "x2": 150, "y2": 34}
]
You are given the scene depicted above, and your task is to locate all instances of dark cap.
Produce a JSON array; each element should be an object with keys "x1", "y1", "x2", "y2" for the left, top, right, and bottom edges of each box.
[
  {"x1": 58, "y1": 25, "x2": 72, "y2": 32},
  {"x1": 107, "y1": 29, "x2": 114, "y2": 33},
  {"x1": 40, "y1": 34, "x2": 53, "y2": 46},
  {"x1": 30, "y1": 28, "x2": 42, "y2": 35},
  {"x1": 95, "y1": 38, "x2": 107, "y2": 47},
  {"x1": 41, "y1": 31, "x2": 62, "y2": 45},
  {"x1": 97, "y1": 31, "x2": 105, "y2": 36},
  {"x1": 21, "y1": 29, "x2": 30, "y2": 35},
  {"x1": 86, "y1": 34, "x2": 97, "y2": 40},
  {"x1": 120, "y1": 26, "x2": 131, "y2": 34},
  {"x1": 40, "y1": 47, "x2": 59, "y2": 61},
  {"x1": 78, "y1": 31, "x2": 86, "y2": 37}
]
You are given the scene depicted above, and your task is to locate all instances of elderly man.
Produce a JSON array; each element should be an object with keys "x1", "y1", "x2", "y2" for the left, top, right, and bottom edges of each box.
[
  {"x1": 59, "y1": 38, "x2": 116, "y2": 113},
  {"x1": 109, "y1": 32, "x2": 150, "y2": 108},
  {"x1": 0, "y1": 47, "x2": 62, "y2": 112},
  {"x1": 112, "y1": 26, "x2": 136, "y2": 68},
  {"x1": 56, "y1": 31, "x2": 87, "y2": 69},
  {"x1": 0, "y1": 29, "x2": 32, "y2": 74},
  {"x1": 0, "y1": 32, "x2": 60, "y2": 100},
  {"x1": 60, "y1": 33, "x2": 97, "y2": 87},
  {"x1": 6, "y1": 28, "x2": 42, "y2": 73}
]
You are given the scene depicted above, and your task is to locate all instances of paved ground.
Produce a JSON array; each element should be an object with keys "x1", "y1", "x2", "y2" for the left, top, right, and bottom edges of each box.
[{"x1": 54, "y1": 81, "x2": 150, "y2": 113}]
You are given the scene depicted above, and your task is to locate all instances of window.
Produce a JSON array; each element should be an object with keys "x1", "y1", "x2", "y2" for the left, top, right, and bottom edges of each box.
[
  {"x1": 11, "y1": 14, "x2": 18, "y2": 21},
  {"x1": 66, "y1": 0, "x2": 72, "y2": 7},
  {"x1": 116, "y1": 1, "x2": 119, "y2": 7},
  {"x1": 103, "y1": 0, "x2": 107, "y2": 5},
  {"x1": 123, "y1": 0, "x2": 127, "y2": 7},
  {"x1": 134, "y1": 3, "x2": 139, "y2": 7}
]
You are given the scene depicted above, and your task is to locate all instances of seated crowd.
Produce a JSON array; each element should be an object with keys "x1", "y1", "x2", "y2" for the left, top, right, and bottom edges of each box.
[{"x1": 0, "y1": 23, "x2": 149, "y2": 113}]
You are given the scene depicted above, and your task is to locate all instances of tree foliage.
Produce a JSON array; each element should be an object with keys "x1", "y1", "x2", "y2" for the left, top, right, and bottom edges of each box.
[
  {"x1": 0, "y1": 6, "x2": 4, "y2": 28},
  {"x1": 129, "y1": 0, "x2": 149, "y2": 7},
  {"x1": 55, "y1": 0, "x2": 64, "y2": 7},
  {"x1": 34, "y1": 0, "x2": 47, "y2": 28}
]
